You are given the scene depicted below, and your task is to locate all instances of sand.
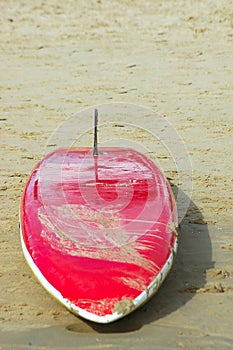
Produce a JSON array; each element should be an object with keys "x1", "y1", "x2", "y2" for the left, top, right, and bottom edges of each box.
[{"x1": 0, "y1": 0, "x2": 233, "y2": 349}]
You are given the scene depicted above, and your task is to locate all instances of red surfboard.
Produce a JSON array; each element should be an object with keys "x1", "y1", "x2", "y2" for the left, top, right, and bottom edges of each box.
[{"x1": 20, "y1": 110, "x2": 178, "y2": 323}]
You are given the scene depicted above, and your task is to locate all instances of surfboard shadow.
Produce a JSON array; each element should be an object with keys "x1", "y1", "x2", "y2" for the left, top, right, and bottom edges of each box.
[{"x1": 75, "y1": 186, "x2": 213, "y2": 334}]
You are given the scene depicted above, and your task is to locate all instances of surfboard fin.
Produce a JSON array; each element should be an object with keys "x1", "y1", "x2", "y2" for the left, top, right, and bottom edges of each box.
[{"x1": 93, "y1": 109, "x2": 98, "y2": 156}]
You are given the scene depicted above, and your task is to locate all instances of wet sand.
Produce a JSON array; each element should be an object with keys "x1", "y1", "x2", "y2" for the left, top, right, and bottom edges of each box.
[{"x1": 1, "y1": 1, "x2": 233, "y2": 349}]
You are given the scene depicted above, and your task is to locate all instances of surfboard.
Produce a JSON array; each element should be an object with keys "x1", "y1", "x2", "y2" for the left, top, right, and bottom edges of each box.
[{"x1": 19, "y1": 111, "x2": 178, "y2": 323}]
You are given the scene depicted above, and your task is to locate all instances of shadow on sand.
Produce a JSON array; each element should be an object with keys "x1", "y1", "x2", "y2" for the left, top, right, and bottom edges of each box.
[{"x1": 66, "y1": 186, "x2": 214, "y2": 334}]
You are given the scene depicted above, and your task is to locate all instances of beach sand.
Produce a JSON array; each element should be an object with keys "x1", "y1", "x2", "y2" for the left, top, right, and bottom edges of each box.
[{"x1": 0, "y1": 1, "x2": 232, "y2": 349}]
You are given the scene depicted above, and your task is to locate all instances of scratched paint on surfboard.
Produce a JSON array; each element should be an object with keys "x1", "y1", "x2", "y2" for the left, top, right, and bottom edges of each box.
[
  {"x1": 38, "y1": 204, "x2": 175, "y2": 275},
  {"x1": 20, "y1": 147, "x2": 178, "y2": 321}
]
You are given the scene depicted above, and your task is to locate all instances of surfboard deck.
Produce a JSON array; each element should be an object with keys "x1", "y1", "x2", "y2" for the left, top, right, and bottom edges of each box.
[{"x1": 20, "y1": 147, "x2": 178, "y2": 323}]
